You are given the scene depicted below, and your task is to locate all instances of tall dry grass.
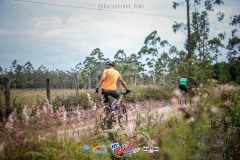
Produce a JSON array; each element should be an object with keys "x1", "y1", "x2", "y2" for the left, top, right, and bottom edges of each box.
[{"x1": 0, "y1": 84, "x2": 239, "y2": 159}]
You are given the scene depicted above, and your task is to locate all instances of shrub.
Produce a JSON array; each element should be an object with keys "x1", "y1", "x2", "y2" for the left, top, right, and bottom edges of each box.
[
  {"x1": 218, "y1": 105, "x2": 240, "y2": 159},
  {"x1": 219, "y1": 74, "x2": 232, "y2": 83},
  {"x1": 52, "y1": 92, "x2": 92, "y2": 110},
  {"x1": 125, "y1": 85, "x2": 173, "y2": 102},
  {"x1": 0, "y1": 89, "x2": 4, "y2": 121},
  {"x1": 219, "y1": 84, "x2": 240, "y2": 104}
]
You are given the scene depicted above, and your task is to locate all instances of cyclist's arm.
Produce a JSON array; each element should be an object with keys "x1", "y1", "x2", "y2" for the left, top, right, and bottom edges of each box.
[
  {"x1": 188, "y1": 82, "x2": 192, "y2": 88},
  {"x1": 119, "y1": 79, "x2": 128, "y2": 90},
  {"x1": 187, "y1": 79, "x2": 192, "y2": 88},
  {"x1": 97, "y1": 76, "x2": 105, "y2": 88}
]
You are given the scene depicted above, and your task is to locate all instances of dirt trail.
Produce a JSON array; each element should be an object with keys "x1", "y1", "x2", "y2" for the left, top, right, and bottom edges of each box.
[
  {"x1": 116, "y1": 100, "x2": 171, "y2": 134},
  {"x1": 56, "y1": 100, "x2": 173, "y2": 137}
]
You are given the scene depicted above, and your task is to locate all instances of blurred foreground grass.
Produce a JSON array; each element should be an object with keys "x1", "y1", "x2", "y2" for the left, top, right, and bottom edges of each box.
[{"x1": 0, "y1": 84, "x2": 239, "y2": 159}]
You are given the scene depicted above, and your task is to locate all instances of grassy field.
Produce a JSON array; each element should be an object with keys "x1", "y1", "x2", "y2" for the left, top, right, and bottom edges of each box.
[
  {"x1": 1, "y1": 85, "x2": 174, "y2": 115},
  {"x1": 0, "y1": 84, "x2": 239, "y2": 159}
]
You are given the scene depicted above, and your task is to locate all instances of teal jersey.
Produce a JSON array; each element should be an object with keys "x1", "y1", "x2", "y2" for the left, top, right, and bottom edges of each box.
[{"x1": 179, "y1": 78, "x2": 189, "y2": 86}]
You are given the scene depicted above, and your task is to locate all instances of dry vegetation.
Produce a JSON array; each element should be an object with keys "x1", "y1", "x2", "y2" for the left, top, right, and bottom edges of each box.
[{"x1": 0, "y1": 84, "x2": 239, "y2": 160}]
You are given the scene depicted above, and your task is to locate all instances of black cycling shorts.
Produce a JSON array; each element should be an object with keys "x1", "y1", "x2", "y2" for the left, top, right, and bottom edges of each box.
[
  {"x1": 179, "y1": 85, "x2": 187, "y2": 93},
  {"x1": 101, "y1": 89, "x2": 120, "y2": 103}
]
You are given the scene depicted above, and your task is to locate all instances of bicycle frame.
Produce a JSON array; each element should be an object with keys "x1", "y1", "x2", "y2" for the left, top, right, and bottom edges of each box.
[
  {"x1": 100, "y1": 92, "x2": 126, "y2": 109},
  {"x1": 179, "y1": 87, "x2": 192, "y2": 105},
  {"x1": 100, "y1": 95, "x2": 117, "y2": 109},
  {"x1": 97, "y1": 93, "x2": 128, "y2": 129}
]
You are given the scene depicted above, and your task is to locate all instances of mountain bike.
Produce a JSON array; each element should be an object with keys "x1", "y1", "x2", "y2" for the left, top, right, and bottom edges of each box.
[
  {"x1": 95, "y1": 92, "x2": 129, "y2": 130},
  {"x1": 179, "y1": 87, "x2": 192, "y2": 105}
]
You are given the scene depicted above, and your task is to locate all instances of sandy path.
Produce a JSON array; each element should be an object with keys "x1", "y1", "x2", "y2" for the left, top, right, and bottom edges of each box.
[
  {"x1": 56, "y1": 100, "x2": 174, "y2": 138},
  {"x1": 122, "y1": 100, "x2": 172, "y2": 133}
]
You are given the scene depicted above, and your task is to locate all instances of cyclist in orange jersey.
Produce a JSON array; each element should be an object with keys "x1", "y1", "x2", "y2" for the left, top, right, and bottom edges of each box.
[{"x1": 95, "y1": 61, "x2": 130, "y2": 114}]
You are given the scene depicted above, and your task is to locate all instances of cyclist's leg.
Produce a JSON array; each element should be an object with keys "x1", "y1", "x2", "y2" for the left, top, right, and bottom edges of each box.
[
  {"x1": 179, "y1": 85, "x2": 187, "y2": 104},
  {"x1": 101, "y1": 89, "x2": 110, "y2": 104},
  {"x1": 108, "y1": 90, "x2": 120, "y2": 108},
  {"x1": 108, "y1": 91, "x2": 127, "y2": 126},
  {"x1": 183, "y1": 85, "x2": 191, "y2": 104},
  {"x1": 107, "y1": 90, "x2": 121, "y2": 118},
  {"x1": 99, "y1": 89, "x2": 113, "y2": 128},
  {"x1": 179, "y1": 85, "x2": 185, "y2": 94},
  {"x1": 183, "y1": 85, "x2": 188, "y2": 96}
]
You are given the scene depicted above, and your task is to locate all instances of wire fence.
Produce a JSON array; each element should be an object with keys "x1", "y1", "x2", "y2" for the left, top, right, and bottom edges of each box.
[
  {"x1": 0, "y1": 78, "x2": 96, "y2": 89},
  {"x1": 0, "y1": 75, "x2": 173, "y2": 91},
  {"x1": 0, "y1": 75, "x2": 176, "y2": 120},
  {"x1": 0, "y1": 77, "x2": 127, "y2": 119},
  {"x1": 0, "y1": 75, "x2": 144, "y2": 89}
]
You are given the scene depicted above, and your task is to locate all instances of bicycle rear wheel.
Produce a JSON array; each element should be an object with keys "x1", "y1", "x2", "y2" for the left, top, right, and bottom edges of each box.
[
  {"x1": 118, "y1": 104, "x2": 128, "y2": 127},
  {"x1": 180, "y1": 93, "x2": 191, "y2": 105},
  {"x1": 100, "y1": 106, "x2": 113, "y2": 130},
  {"x1": 180, "y1": 94, "x2": 186, "y2": 104}
]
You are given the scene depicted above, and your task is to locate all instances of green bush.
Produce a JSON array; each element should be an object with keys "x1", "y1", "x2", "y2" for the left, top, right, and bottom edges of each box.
[
  {"x1": 0, "y1": 89, "x2": 4, "y2": 120},
  {"x1": 236, "y1": 76, "x2": 240, "y2": 84},
  {"x1": 52, "y1": 92, "x2": 91, "y2": 110},
  {"x1": 125, "y1": 85, "x2": 173, "y2": 102},
  {"x1": 195, "y1": 69, "x2": 209, "y2": 84},
  {"x1": 218, "y1": 105, "x2": 240, "y2": 159},
  {"x1": 219, "y1": 74, "x2": 232, "y2": 83}
]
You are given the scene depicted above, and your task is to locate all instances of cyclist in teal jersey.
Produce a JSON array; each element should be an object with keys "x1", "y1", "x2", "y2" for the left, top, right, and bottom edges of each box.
[{"x1": 179, "y1": 75, "x2": 192, "y2": 95}]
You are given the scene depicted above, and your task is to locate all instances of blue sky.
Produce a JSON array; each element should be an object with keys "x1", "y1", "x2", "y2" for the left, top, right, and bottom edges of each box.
[{"x1": 0, "y1": 0, "x2": 239, "y2": 71}]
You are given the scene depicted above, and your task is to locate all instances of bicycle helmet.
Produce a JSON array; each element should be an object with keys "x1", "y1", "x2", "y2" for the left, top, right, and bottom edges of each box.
[{"x1": 105, "y1": 61, "x2": 115, "y2": 67}]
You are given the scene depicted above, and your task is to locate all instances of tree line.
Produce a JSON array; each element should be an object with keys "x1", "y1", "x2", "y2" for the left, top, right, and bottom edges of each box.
[{"x1": 0, "y1": 0, "x2": 239, "y2": 89}]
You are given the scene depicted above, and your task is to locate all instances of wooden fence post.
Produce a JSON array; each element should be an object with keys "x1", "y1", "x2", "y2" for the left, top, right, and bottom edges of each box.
[
  {"x1": 46, "y1": 79, "x2": 51, "y2": 103},
  {"x1": 4, "y1": 77, "x2": 11, "y2": 118},
  {"x1": 76, "y1": 73, "x2": 79, "y2": 92},
  {"x1": 0, "y1": 86, "x2": 3, "y2": 121}
]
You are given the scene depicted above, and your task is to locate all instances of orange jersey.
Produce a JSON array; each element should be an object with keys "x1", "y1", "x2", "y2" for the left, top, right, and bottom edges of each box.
[{"x1": 101, "y1": 68, "x2": 122, "y2": 91}]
